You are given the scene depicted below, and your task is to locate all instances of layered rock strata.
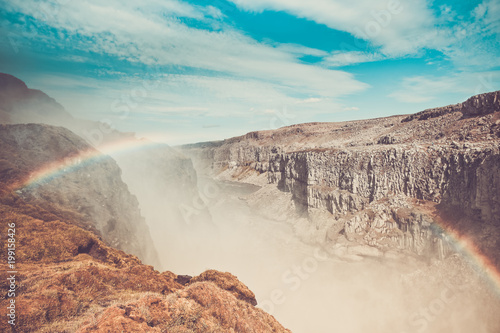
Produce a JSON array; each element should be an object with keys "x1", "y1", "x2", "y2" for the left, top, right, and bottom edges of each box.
[{"x1": 183, "y1": 91, "x2": 500, "y2": 264}]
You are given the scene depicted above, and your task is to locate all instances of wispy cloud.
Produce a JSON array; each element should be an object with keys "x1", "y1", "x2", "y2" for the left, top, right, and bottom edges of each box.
[
  {"x1": 322, "y1": 51, "x2": 385, "y2": 67},
  {"x1": 228, "y1": 0, "x2": 500, "y2": 69},
  {"x1": 228, "y1": 0, "x2": 440, "y2": 56},
  {"x1": 3, "y1": 0, "x2": 367, "y2": 99},
  {"x1": 389, "y1": 71, "x2": 500, "y2": 103}
]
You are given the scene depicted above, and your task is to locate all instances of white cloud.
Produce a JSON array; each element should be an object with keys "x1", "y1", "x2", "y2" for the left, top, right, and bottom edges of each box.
[
  {"x1": 295, "y1": 98, "x2": 322, "y2": 104},
  {"x1": 228, "y1": 0, "x2": 500, "y2": 70},
  {"x1": 274, "y1": 44, "x2": 328, "y2": 58},
  {"x1": 5, "y1": 0, "x2": 367, "y2": 100},
  {"x1": 228, "y1": 0, "x2": 441, "y2": 56},
  {"x1": 322, "y1": 51, "x2": 385, "y2": 67},
  {"x1": 389, "y1": 71, "x2": 500, "y2": 103},
  {"x1": 439, "y1": 0, "x2": 500, "y2": 71}
]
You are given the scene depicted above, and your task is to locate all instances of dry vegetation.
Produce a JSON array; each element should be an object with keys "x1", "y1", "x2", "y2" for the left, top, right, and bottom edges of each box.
[
  {"x1": 190, "y1": 270, "x2": 258, "y2": 306},
  {"x1": 78, "y1": 283, "x2": 290, "y2": 333},
  {"x1": 0, "y1": 188, "x2": 289, "y2": 332}
]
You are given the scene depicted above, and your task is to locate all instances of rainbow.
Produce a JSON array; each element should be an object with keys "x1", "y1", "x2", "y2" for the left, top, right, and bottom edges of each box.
[
  {"x1": 439, "y1": 225, "x2": 500, "y2": 297},
  {"x1": 13, "y1": 137, "x2": 500, "y2": 296},
  {"x1": 17, "y1": 137, "x2": 165, "y2": 190}
]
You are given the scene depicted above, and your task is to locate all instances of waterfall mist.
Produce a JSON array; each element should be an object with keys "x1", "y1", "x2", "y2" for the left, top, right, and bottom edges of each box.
[{"x1": 115, "y1": 152, "x2": 500, "y2": 333}]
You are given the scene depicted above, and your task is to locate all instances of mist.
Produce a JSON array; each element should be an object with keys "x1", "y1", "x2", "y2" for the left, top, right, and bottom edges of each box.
[{"x1": 112, "y1": 149, "x2": 500, "y2": 333}]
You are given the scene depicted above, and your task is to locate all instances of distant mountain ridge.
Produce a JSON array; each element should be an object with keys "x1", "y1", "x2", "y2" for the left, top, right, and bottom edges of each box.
[{"x1": 0, "y1": 73, "x2": 73, "y2": 125}]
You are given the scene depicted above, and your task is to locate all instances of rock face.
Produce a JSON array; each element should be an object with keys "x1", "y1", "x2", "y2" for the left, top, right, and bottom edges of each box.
[
  {"x1": 402, "y1": 90, "x2": 500, "y2": 121},
  {"x1": 183, "y1": 91, "x2": 500, "y2": 266},
  {"x1": 267, "y1": 143, "x2": 500, "y2": 258},
  {"x1": 0, "y1": 123, "x2": 160, "y2": 267}
]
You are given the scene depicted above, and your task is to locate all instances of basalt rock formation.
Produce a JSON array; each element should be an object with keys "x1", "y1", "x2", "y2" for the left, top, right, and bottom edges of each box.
[{"x1": 183, "y1": 91, "x2": 500, "y2": 266}]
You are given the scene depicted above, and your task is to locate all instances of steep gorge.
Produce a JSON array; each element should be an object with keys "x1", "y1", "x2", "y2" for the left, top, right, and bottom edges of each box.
[
  {"x1": 182, "y1": 91, "x2": 500, "y2": 266},
  {"x1": 0, "y1": 123, "x2": 160, "y2": 267}
]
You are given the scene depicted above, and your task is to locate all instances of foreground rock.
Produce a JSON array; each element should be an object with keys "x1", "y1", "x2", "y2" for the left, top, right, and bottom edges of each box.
[{"x1": 0, "y1": 186, "x2": 290, "y2": 332}]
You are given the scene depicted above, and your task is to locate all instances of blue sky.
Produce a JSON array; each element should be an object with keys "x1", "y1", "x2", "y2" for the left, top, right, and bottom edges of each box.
[{"x1": 0, "y1": 0, "x2": 499, "y2": 145}]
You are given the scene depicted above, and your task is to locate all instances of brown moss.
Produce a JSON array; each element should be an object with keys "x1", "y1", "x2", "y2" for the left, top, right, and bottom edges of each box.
[
  {"x1": 78, "y1": 283, "x2": 291, "y2": 333},
  {"x1": 190, "y1": 270, "x2": 257, "y2": 306}
]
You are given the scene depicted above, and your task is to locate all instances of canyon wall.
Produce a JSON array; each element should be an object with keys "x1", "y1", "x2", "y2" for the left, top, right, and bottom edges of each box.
[{"x1": 183, "y1": 91, "x2": 500, "y2": 263}]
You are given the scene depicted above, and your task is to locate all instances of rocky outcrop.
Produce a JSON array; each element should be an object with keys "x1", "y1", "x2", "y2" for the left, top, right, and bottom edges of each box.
[
  {"x1": 77, "y1": 282, "x2": 290, "y2": 333},
  {"x1": 190, "y1": 270, "x2": 258, "y2": 306},
  {"x1": 183, "y1": 91, "x2": 500, "y2": 264},
  {"x1": 402, "y1": 90, "x2": 500, "y2": 122},
  {"x1": 0, "y1": 123, "x2": 159, "y2": 267}
]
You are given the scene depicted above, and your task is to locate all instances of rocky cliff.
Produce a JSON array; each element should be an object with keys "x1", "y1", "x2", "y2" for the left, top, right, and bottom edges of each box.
[
  {"x1": 0, "y1": 123, "x2": 160, "y2": 267},
  {"x1": 0, "y1": 73, "x2": 289, "y2": 331},
  {"x1": 183, "y1": 91, "x2": 500, "y2": 265}
]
